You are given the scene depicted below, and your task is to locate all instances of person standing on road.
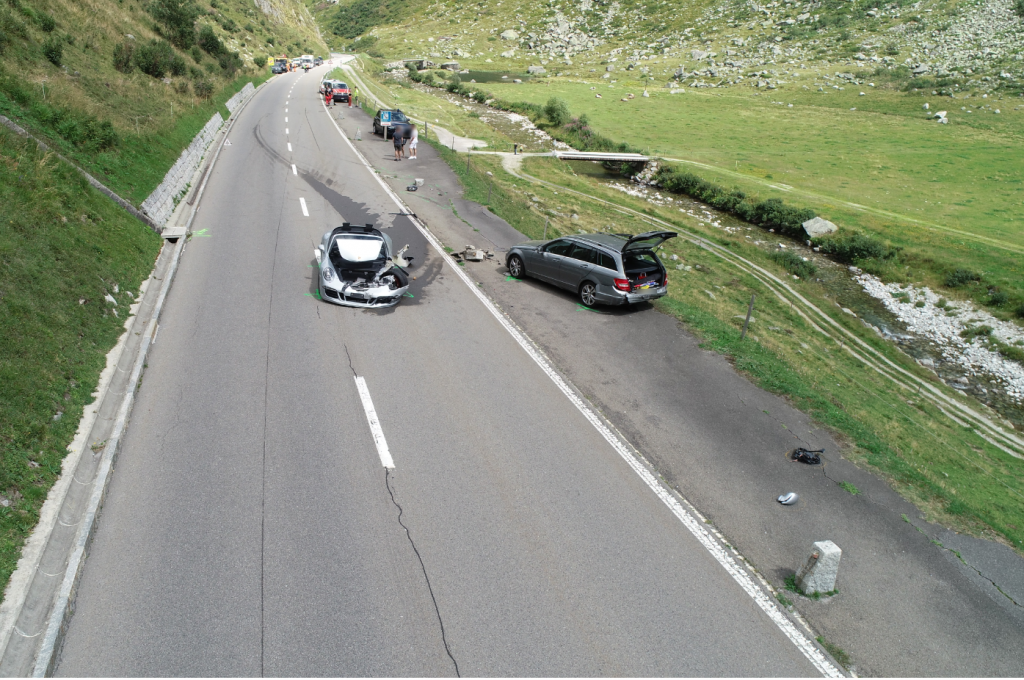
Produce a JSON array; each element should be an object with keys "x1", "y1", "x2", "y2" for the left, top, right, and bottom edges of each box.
[
  {"x1": 325, "y1": 86, "x2": 333, "y2": 107},
  {"x1": 393, "y1": 124, "x2": 404, "y2": 161},
  {"x1": 408, "y1": 123, "x2": 418, "y2": 160}
]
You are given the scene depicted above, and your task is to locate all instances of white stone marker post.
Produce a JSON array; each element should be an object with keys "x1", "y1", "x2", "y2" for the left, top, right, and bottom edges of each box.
[{"x1": 796, "y1": 540, "x2": 842, "y2": 594}]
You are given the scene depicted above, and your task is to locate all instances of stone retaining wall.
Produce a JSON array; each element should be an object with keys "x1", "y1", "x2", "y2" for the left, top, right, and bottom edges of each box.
[{"x1": 141, "y1": 81, "x2": 256, "y2": 228}]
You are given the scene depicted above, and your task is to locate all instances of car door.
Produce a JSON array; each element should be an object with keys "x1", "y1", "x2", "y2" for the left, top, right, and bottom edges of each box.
[
  {"x1": 533, "y1": 239, "x2": 573, "y2": 283},
  {"x1": 557, "y1": 243, "x2": 597, "y2": 289}
]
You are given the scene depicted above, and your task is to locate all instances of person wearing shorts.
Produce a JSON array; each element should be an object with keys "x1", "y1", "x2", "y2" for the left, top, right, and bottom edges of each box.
[
  {"x1": 393, "y1": 125, "x2": 404, "y2": 161},
  {"x1": 408, "y1": 124, "x2": 418, "y2": 160}
]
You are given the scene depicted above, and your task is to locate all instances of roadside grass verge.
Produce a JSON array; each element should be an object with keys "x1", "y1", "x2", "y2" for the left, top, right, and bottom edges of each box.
[
  {"x1": 427, "y1": 145, "x2": 1024, "y2": 554},
  {"x1": 0, "y1": 128, "x2": 162, "y2": 593},
  {"x1": 0, "y1": 69, "x2": 268, "y2": 204}
]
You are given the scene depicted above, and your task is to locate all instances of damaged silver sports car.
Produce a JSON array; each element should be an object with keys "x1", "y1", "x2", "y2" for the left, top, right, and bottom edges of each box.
[{"x1": 315, "y1": 223, "x2": 412, "y2": 308}]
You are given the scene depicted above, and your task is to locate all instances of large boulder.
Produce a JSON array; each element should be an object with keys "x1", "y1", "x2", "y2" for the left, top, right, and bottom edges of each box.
[
  {"x1": 500, "y1": 29, "x2": 520, "y2": 40},
  {"x1": 441, "y1": 61, "x2": 460, "y2": 71},
  {"x1": 527, "y1": 65, "x2": 546, "y2": 74},
  {"x1": 801, "y1": 216, "x2": 838, "y2": 238}
]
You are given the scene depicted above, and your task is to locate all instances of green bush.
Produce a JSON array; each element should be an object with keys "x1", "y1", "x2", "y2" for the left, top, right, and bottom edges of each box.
[
  {"x1": 252, "y1": 53, "x2": 267, "y2": 69},
  {"x1": 813, "y1": 232, "x2": 900, "y2": 264},
  {"x1": 42, "y1": 36, "x2": 63, "y2": 65},
  {"x1": 37, "y1": 12, "x2": 55, "y2": 32},
  {"x1": 112, "y1": 40, "x2": 134, "y2": 72},
  {"x1": 945, "y1": 268, "x2": 982, "y2": 288},
  {"x1": 1015, "y1": 0, "x2": 1024, "y2": 19},
  {"x1": 192, "y1": 79, "x2": 213, "y2": 99},
  {"x1": 216, "y1": 50, "x2": 242, "y2": 75},
  {"x1": 132, "y1": 39, "x2": 176, "y2": 78},
  {"x1": 769, "y1": 249, "x2": 817, "y2": 279},
  {"x1": 148, "y1": 0, "x2": 199, "y2": 49},
  {"x1": 1016, "y1": 303, "x2": 1024, "y2": 319},
  {"x1": 169, "y1": 53, "x2": 187, "y2": 76},
  {"x1": 544, "y1": 97, "x2": 571, "y2": 126},
  {"x1": 988, "y1": 289, "x2": 1009, "y2": 307},
  {"x1": 197, "y1": 23, "x2": 224, "y2": 55},
  {"x1": 189, "y1": 44, "x2": 202, "y2": 62}
]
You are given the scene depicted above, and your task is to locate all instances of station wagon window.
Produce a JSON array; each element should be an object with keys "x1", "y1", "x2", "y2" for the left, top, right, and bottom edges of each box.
[
  {"x1": 545, "y1": 240, "x2": 573, "y2": 256},
  {"x1": 568, "y1": 244, "x2": 597, "y2": 263},
  {"x1": 596, "y1": 252, "x2": 617, "y2": 270}
]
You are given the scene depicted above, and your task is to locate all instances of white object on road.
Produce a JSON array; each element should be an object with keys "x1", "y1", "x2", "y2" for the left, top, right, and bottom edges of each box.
[
  {"x1": 796, "y1": 540, "x2": 842, "y2": 594},
  {"x1": 778, "y1": 492, "x2": 798, "y2": 505},
  {"x1": 299, "y1": 197, "x2": 308, "y2": 216},
  {"x1": 354, "y1": 376, "x2": 395, "y2": 469},
  {"x1": 291, "y1": 164, "x2": 297, "y2": 175}
]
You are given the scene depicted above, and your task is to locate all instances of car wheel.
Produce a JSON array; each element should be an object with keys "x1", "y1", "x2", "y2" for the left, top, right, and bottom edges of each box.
[
  {"x1": 507, "y1": 254, "x2": 525, "y2": 279},
  {"x1": 579, "y1": 281, "x2": 598, "y2": 307}
]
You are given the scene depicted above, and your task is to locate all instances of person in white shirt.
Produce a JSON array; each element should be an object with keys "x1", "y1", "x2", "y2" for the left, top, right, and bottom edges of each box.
[{"x1": 409, "y1": 124, "x2": 418, "y2": 159}]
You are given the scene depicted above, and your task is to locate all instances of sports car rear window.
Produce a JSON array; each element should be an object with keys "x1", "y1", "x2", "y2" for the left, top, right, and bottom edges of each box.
[{"x1": 334, "y1": 236, "x2": 384, "y2": 262}]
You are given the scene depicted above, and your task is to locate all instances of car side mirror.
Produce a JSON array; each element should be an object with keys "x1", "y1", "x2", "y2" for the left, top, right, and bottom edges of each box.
[{"x1": 314, "y1": 247, "x2": 322, "y2": 263}]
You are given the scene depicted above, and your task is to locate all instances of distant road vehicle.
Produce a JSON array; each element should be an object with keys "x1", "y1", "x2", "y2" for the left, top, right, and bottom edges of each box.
[
  {"x1": 372, "y1": 109, "x2": 408, "y2": 136},
  {"x1": 505, "y1": 231, "x2": 677, "y2": 307},
  {"x1": 315, "y1": 224, "x2": 411, "y2": 308}
]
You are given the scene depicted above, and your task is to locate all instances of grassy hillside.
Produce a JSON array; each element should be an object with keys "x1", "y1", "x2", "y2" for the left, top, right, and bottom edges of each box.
[{"x1": 0, "y1": 0, "x2": 326, "y2": 599}]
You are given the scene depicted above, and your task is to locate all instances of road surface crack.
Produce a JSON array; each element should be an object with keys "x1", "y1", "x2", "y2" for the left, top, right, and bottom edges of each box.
[{"x1": 384, "y1": 469, "x2": 460, "y2": 677}]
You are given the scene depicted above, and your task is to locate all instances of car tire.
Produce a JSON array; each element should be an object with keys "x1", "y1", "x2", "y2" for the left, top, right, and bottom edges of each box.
[
  {"x1": 579, "y1": 281, "x2": 598, "y2": 308},
  {"x1": 507, "y1": 254, "x2": 525, "y2": 279}
]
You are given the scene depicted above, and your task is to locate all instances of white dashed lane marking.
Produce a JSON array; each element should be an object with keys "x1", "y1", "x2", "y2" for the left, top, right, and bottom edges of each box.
[{"x1": 299, "y1": 197, "x2": 308, "y2": 217}]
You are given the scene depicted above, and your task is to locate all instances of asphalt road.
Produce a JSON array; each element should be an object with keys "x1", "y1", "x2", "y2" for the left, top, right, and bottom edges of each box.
[{"x1": 54, "y1": 66, "x2": 826, "y2": 675}]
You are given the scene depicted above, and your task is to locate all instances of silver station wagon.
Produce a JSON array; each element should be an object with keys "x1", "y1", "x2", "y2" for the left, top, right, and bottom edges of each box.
[{"x1": 505, "y1": 230, "x2": 677, "y2": 307}]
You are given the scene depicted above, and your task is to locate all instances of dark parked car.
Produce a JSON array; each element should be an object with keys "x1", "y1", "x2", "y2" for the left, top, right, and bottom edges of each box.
[
  {"x1": 271, "y1": 63, "x2": 286, "y2": 74},
  {"x1": 505, "y1": 231, "x2": 677, "y2": 307},
  {"x1": 372, "y1": 109, "x2": 409, "y2": 136}
]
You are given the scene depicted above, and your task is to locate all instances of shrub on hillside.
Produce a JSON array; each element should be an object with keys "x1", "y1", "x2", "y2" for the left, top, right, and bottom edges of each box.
[
  {"x1": 988, "y1": 289, "x2": 1009, "y2": 307},
  {"x1": 133, "y1": 39, "x2": 176, "y2": 78},
  {"x1": 42, "y1": 36, "x2": 63, "y2": 65},
  {"x1": 769, "y1": 250, "x2": 817, "y2": 279},
  {"x1": 1015, "y1": 0, "x2": 1024, "y2": 19},
  {"x1": 252, "y1": 53, "x2": 267, "y2": 69},
  {"x1": 170, "y1": 53, "x2": 187, "y2": 76},
  {"x1": 944, "y1": 268, "x2": 982, "y2": 288},
  {"x1": 113, "y1": 39, "x2": 135, "y2": 72},
  {"x1": 37, "y1": 12, "x2": 56, "y2": 32},
  {"x1": 148, "y1": 0, "x2": 199, "y2": 49},
  {"x1": 197, "y1": 24, "x2": 225, "y2": 55},
  {"x1": 813, "y1": 232, "x2": 900, "y2": 264},
  {"x1": 544, "y1": 97, "x2": 571, "y2": 126},
  {"x1": 25, "y1": 101, "x2": 117, "y2": 150},
  {"x1": 216, "y1": 50, "x2": 242, "y2": 75},
  {"x1": 193, "y1": 79, "x2": 213, "y2": 99}
]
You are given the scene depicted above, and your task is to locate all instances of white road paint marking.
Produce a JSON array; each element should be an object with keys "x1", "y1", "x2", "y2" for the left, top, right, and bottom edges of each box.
[
  {"x1": 285, "y1": 117, "x2": 289, "y2": 123},
  {"x1": 291, "y1": 164, "x2": 297, "y2": 176},
  {"x1": 320, "y1": 99, "x2": 842, "y2": 678},
  {"x1": 285, "y1": 108, "x2": 288, "y2": 113},
  {"x1": 354, "y1": 377, "x2": 394, "y2": 469},
  {"x1": 299, "y1": 197, "x2": 308, "y2": 216},
  {"x1": 287, "y1": 142, "x2": 292, "y2": 152},
  {"x1": 285, "y1": 128, "x2": 289, "y2": 135}
]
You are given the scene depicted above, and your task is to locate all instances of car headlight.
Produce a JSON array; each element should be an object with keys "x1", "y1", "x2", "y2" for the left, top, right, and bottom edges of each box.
[{"x1": 323, "y1": 266, "x2": 333, "y2": 281}]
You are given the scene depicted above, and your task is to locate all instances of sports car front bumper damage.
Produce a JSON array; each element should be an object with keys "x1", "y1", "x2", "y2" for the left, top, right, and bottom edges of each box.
[{"x1": 321, "y1": 264, "x2": 409, "y2": 308}]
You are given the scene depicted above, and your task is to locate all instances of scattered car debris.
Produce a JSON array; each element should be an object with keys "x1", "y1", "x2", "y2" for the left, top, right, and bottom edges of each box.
[
  {"x1": 463, "y1": 245, "x2": 485, "y2": 261},
  {"x1": 777, "y1": 492, "x2": 798, "y2": 505},
  {"x1": 791, "y1": 448, "x2": 823, "y2": 465}
]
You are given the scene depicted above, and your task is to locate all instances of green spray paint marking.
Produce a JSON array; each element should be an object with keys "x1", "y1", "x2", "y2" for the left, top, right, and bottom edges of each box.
[
  {"x1": 404, "y1": 293, "x2": 415, "y2": 298},
  {"x1": 305, "y1": 290, "x2": 322, "y2": 300},
  {"x1": 191, "y1": 228, "x2": 211, "y2": 238},
  {"x1": 505, "y1": 276, "x2": 520, "y2": 282},
  {"x1": 576, "y1": 303, "x2": 608, "y2": 314}
]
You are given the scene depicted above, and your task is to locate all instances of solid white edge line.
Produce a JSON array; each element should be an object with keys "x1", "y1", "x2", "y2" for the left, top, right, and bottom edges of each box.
[
  {"x1": 319, "y1": 99, "x2": 843, "y2": 679},
  {"x1": 299, "y1": 197, "x2": 309, "y2": 217},
  {"x1": 354, "y1": 377, "x2": 395, "y2": 469}
]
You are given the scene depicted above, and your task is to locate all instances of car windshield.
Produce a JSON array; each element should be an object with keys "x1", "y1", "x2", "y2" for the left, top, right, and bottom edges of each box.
[
  {"x1": 334, "y1": 235, "x2": 384, "y2": 263},
  {"x1": 337, "y1": 82, "x2": 348, "y2": 89},
  {"x1": 392, "y1": 111, "x2": 408, "y2": 122}
]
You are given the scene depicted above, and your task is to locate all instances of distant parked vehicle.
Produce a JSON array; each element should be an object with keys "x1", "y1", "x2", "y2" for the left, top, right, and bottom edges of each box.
[
  {"x1": 372, "y1": 109, "x2": 408, "y2": 136},
  {"x1": 505, "y1": 231, "x2": 677, "y2": 307}
]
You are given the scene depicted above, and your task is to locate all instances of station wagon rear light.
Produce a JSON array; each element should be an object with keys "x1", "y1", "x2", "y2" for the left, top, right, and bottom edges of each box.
[{"x1": 613, "y1": 277, "x2": 631, "y2": 292}]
